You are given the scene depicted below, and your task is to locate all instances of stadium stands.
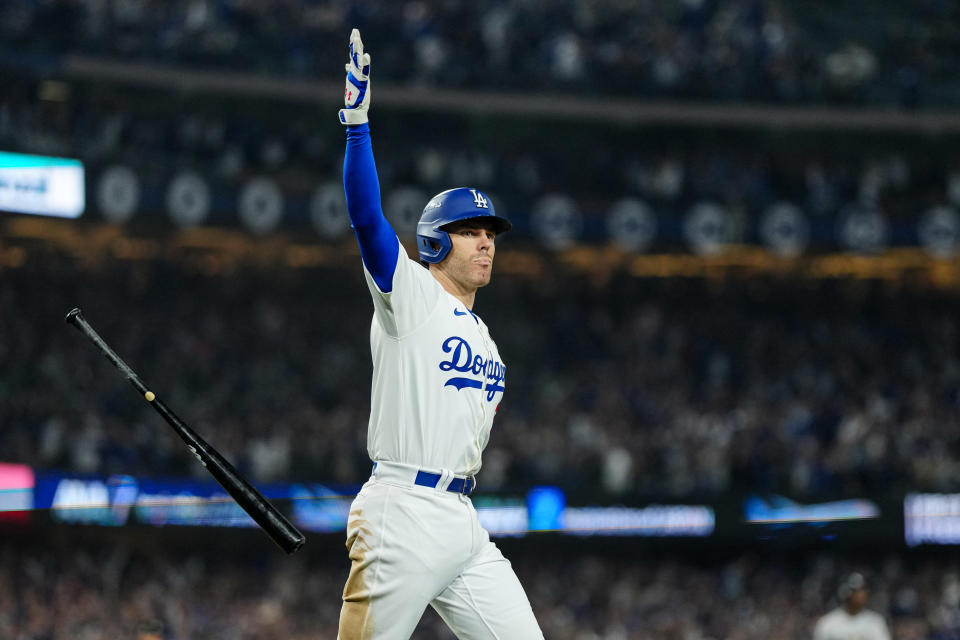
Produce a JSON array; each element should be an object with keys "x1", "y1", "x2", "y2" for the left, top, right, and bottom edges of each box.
[
  {"x1": 2, "y1": 0, "x2": 956, "y2": 106},
  {"x1": 5, "y1": 5, "x2": 960, "y2": 637},
  {"x1": 3, "y1": 250, "x2": 959, "y2": 498},
  {"x1": 0, "y1": 533, "x2": 954, "y2": 639}
]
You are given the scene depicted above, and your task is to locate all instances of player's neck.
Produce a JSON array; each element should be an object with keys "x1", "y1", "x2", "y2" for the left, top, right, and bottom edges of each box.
[{"x1": 430, "y1": 269, "x2": 477, "y2": 309}]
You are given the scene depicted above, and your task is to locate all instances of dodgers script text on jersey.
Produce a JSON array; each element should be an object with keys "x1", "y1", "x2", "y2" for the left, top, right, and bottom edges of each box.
[{"x1": 439, "y1": 335, "x2": 506, "y2": 401}]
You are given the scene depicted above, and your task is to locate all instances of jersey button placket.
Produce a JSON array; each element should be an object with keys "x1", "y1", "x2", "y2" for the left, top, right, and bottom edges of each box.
[{"x1": 470, "y1": 322, "x2": 491, "y2": 471}]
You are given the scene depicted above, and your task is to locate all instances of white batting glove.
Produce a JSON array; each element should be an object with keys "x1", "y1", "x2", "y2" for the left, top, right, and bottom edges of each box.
[{"x1": 339, "y1": 28, "x2": 371, "y2": 125}]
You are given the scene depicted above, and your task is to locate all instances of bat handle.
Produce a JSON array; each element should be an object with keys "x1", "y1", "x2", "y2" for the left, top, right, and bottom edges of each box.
[{"x1": 66, "y1": 307, "x2": 150, "y2": 396}]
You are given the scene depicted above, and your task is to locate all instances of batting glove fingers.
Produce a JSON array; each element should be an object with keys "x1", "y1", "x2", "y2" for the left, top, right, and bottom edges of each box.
[{"x1": 339, "y1": 28, "x2": 371, "y2": 125}]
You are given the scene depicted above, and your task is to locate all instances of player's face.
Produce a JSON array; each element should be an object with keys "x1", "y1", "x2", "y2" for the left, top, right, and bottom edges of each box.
[
  {"x1": 848, "y1": 588, "x2": 868, "y2": 612},
  {"x1": 441, "y1": 223, "x2": 497, "y2": 290}
]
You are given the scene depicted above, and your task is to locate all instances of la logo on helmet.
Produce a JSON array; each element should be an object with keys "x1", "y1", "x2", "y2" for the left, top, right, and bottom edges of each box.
[{"x1": 470, "y1": 189, "x2": 489, "y2": 209}]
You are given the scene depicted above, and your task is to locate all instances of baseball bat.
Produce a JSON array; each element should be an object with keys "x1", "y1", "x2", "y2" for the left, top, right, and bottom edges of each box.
[{"x1": 65, "y1": 307, "x2": 305, "y2": 554}]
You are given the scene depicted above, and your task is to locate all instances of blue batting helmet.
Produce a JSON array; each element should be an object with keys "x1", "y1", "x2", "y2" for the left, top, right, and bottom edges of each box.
[{"x1": 416, "y1": 188, "x2": 512, "y2": 264}]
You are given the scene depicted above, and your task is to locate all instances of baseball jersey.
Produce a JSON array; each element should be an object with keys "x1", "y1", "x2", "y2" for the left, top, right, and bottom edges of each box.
[
  {"x1": 343, "y1": 123, "x2": 505, "y2": 477},
  {"x1": 362, "y1": 240, "x2": 505, "y2": 475},
  {"x1": 813, "y1": 608, "x2": 891, "y2": 640}
]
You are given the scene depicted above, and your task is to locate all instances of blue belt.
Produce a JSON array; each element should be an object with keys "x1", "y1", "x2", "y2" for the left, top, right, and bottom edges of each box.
[
  {"x1": 414, "y1": 470, "x2": 476, "y2": 496},
  {"x1": 371, "y1": 462, "x2": 476, "y2": 496}
]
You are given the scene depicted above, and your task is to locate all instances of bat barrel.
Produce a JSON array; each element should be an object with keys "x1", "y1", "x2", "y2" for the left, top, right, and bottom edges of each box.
[{"x1": 151, "y1": 396, "x2": 306, "y2": 554}]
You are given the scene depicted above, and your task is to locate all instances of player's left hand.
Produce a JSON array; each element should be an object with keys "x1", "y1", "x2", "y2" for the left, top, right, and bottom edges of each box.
[{"x1": 339, "y1": 28, "x2": 371, "y2": 125}]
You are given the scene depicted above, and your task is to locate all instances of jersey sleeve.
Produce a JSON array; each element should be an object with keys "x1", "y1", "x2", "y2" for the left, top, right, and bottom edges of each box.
[
  {"x1": 344, "y1": 123, "x2": 399, "y2": 293},
  {"x1": 344, "y1": 125, "x2": 443, "y2": 336},
  {"x1": 363, "y1": 240, "x2": 444, "y2": 337}
]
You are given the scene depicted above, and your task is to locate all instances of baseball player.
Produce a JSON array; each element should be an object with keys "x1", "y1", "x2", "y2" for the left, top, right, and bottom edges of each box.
[
  {"x1": 335, "y1": 29, "x2": 544, "y2": 640},
  {"x1": 813, "y1": 573, "x2": 891, "y2": 640}
]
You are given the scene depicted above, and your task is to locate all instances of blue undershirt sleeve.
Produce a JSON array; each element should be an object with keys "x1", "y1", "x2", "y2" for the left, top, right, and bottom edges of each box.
[{"x1": 344, "y1": 123, "x2": 399, "y2": 293}]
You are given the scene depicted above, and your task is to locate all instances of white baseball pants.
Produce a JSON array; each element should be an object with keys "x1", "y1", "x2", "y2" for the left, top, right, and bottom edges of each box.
[{"x1": 337, "y1": 462, "x2": 544, "y2": 640}]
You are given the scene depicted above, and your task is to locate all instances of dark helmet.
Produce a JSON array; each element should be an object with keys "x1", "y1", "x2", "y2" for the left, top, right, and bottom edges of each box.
[
  {"x1": 837, "y1": 572, "x2": 867, "y2": 601},
  {"x1": 416, "y1": 188, "x2": 512, "y2": 264}
]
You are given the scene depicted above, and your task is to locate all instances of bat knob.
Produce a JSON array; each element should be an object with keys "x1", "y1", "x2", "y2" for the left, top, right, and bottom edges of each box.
[{"x1": 65, "y1": 308, "x2": 83, "y2": 325}]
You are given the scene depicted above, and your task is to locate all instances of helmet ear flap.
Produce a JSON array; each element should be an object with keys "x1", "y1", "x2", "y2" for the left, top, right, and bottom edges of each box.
[{"x1": 416, "y1": 225, "x2": 452, "y2": 264}]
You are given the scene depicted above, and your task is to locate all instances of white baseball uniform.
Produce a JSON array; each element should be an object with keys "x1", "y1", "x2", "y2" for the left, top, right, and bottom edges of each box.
[
  {"x1": 337, "y1": 238, "x2": 543, "y2": 640},
  {"x1": 336, "y1": 28, "x2": 542, "y2": 639},
  {"x1": 813, "y1": 608, "x2": 891, "y2": 640}
]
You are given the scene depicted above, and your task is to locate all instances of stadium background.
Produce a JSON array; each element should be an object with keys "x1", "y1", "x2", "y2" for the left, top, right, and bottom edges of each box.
[{"x1": 4, "y1": 1, "x2": 960, "y2": 638}]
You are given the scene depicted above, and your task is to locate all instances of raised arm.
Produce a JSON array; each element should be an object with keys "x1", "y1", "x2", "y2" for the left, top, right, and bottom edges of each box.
[{"x1": 340, "y1": 29, "x2": 399, "y2": 293}]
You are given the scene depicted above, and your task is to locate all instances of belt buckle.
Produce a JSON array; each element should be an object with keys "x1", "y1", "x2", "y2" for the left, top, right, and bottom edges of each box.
[{"x1": 460, "y1": 475, "x2": 475, "y2": 496}]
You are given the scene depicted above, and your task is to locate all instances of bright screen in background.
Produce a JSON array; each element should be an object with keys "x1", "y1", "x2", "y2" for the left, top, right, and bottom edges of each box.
[
  {"x1": 0, "y1": 150, "x2": 85, "y2": 218},
  {"x1": 28, "y1": 469, "x2": 716, "y2": 538},
  {"x1": 905, "y1": 493, "x2": 960, "y2": 546},
  {"x1": 0, "y1": 462, "x2": 35, "y2": 524}
]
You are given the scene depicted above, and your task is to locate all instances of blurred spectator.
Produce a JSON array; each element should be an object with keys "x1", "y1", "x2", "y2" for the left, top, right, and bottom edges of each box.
[{"x1": 813, "y1": 572, "x2": 891, "y2": 640}]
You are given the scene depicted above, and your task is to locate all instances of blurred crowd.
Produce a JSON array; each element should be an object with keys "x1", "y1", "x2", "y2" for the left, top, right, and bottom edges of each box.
[
  {"x1": 1, "y1": 533, "x2": 958, "y2": 639},
  {"x1": 1, "y1": 0, "x2": 956, "y2": 107},
  {"x1": 3, "y1": 250, "x2": 960, "y2": 499}
]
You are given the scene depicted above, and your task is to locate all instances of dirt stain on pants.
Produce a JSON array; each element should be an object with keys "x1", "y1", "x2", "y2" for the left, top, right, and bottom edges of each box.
[{"x1": 339, "y1": 508, "x2": 374, "y2": 640}]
